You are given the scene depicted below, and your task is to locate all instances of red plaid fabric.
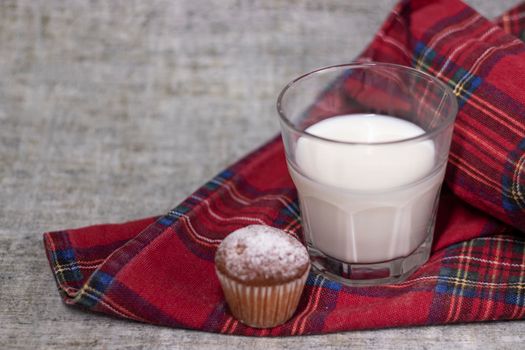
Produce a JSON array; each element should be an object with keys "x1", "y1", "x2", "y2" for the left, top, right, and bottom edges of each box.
[{"x1": 44, "y1": 0, "x2": 525, "y2": 335}]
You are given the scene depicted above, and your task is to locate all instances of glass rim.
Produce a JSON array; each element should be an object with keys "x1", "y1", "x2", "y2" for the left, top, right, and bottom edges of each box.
[{"x1": 276, "y1": 62, "x2": 458, "y2": 146}]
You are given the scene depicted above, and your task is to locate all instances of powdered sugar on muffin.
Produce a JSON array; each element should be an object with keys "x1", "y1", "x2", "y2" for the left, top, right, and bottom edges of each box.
[{"x1": 215, "y1": 225, "x2": 309, "y2": 284}]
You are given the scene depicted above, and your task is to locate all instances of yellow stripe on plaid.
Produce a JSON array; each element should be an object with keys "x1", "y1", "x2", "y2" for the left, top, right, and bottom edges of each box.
[{"x1": 511, "y1": 152, "x2": 525, "y2": 208}]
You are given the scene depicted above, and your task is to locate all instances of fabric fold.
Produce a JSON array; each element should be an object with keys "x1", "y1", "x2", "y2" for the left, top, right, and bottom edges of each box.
[
  {"x1": 360, "y1": 0, "x2": 525, "y2": 231},
  {"x1": 44, "y1": 0, "x2": 525, "y2": 336}
]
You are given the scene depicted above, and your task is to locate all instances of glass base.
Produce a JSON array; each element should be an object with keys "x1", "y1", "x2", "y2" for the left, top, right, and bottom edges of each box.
[{"x1": 307, "y1": 233, "x2": 433, "y2": 286}]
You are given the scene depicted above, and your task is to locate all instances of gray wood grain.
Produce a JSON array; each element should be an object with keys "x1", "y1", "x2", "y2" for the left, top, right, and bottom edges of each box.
[{"x1": 0, "y1": 0, "x2": 523, "y2": 349}]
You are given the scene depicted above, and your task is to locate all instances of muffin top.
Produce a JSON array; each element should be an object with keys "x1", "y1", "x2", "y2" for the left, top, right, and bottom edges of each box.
[{"x1": 215, "y1": 225, "x2": 310, "y2": 285}]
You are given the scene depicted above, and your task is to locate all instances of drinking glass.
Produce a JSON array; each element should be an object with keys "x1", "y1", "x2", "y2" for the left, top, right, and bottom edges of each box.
[{"x1": 277, "y1": 63, "x2": 457, "y2": 285}]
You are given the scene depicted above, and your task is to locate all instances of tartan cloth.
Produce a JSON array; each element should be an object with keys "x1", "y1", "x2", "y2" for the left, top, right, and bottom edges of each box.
[{"x1": 43, "y1": 0, "x2": 525, "y2": 335}]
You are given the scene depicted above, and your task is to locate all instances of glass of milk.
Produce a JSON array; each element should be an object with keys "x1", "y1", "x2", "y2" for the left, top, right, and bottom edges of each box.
[{"x1": 277, "y1": 63, "x2": 457, "y2": 285}]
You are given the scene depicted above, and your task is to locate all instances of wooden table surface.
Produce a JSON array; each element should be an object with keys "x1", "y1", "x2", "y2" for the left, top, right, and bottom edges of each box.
[{"x1": 1, "y1": 0, "x2": 523, "y2": 349}]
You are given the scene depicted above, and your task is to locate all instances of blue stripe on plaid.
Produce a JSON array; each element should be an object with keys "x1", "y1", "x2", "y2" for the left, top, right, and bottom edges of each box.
[
  {"x1": 505, "y1": 291, "x2": 525, "y2": 306},
  {"x1": 90, "y1": 271, "x2": 114, "y2": 292},
  {"x1": 414, "y1": 41, "x2": 483, "y2": 107},
  {"x1": 280, "y1": 197, "x2": 300, "y2": 220},
  {"x1": 434, "y1": 269, "x2": 480, "y2": 297},
  {"x1": 160, "y1": 205, "x2": 190, "y2": 226},
  {"x1": 203, "y1": 302, "x2": 230, "y2": 332},
  {"x1": 205, "y1": 169, "x2": 234, "y2": 191},
  {"x1": 157, "y1": 167, "x2": 245, "y2": 261},
  {"x1": 307, "y1": 273, "x2": 342, "y2": 292},
  {"x1": 76, "y1": 271, "x2": 115, "y2": 308},
  {"x1": 53, "y1": 248, "x2": 84, "y2": 283},
  {"x1": 75, "y1": 289, "x2": 102, "y2": 308},
  {"x1": 158, "y1": 169, "x2": 236, "y2": 227},
  {"x1": 502, "y1": 137, "x2": 525, "y2": 213},
  {"x1": 506, "y1": 269, "x2": 525, "y2": 306},
  {"x1": 272, "y1": 195, "x2": 301, "y2": 230},
  {"x1": 433, "y1": 237, "x2": 525, "y2": 303},
  {"x1": 299, "y1": 273, "x2": 341, "y2": 335},
  {"x1": 427, "y1": 236, "x2": 523, "y2": 324},
  {"x1": 55, "y1": 247, "x2": 75, "y2": 262},
  {"x1": 51, "y1": 233, "x2": 85, "y2": 285}
]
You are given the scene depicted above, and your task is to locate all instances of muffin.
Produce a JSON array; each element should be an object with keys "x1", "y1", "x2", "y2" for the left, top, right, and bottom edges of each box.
[{"x1": 215, "y1": 225, "x2": 310, "y2": 328}]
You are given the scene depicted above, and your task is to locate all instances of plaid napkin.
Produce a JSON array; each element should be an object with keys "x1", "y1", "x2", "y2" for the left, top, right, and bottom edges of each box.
[{"x1": 44, "y1": 0, "x2": 525, "y2": 335}]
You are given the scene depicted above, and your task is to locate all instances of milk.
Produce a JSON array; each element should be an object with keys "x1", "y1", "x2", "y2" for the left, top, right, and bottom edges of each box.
[{"x1": 290, "y1": 114, "x2": 445, "y2": 263}]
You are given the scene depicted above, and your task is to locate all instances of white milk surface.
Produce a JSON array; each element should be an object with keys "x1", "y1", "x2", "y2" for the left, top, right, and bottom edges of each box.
[{"x1": 291, "y1": 114, "x2": 445, "y2": 263}]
